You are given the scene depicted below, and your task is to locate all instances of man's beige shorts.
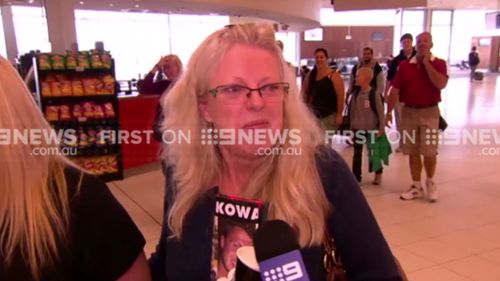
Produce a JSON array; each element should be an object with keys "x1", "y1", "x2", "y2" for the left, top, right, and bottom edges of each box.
[
  {"x1": 400, "y1": 105, "x2": 440, "y2": 157},
  {"x1": 319, "y1": 113, "x2": 338, "y2": 131}
]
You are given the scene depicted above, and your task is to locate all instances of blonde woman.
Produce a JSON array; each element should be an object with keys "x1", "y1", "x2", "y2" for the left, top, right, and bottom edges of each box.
[
  {"x1": 0, "y1": 55, "x2": 151, "y2": 281},
  {"x1": 138, "y1": 54, "x2": 184, "y2": 143},
  {"x1": 139, "y1": 54, "x2": 183, "y2": 96},
  {"x1": 149, "y1": 24, "x2": 401, "y2": 281}
]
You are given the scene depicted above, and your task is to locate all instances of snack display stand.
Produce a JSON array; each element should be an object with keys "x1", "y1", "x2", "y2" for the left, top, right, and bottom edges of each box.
[{"x1": 32, "y1": 51, "x2": 124, "y2": 182}]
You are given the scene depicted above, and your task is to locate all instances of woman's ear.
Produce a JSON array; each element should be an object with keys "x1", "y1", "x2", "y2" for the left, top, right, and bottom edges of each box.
[{"x1": 198, "y1": 97, "x2": 213, "y2": 123}]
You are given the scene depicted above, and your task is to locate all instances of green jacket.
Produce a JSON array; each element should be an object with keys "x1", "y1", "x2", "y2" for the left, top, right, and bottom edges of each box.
[{"x1": 367, "y1": 134, "x2": 392, "y2": 172}]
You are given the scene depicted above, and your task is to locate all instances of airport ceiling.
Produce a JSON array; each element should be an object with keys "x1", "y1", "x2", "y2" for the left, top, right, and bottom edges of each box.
[{"x1": 0, "y1": 0, "x2": 496, "y2": 13}]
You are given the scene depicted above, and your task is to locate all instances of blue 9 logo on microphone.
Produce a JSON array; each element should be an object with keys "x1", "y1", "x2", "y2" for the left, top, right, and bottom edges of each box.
[
  {"x1": 262, "y1": 261, "x2": 303, "y2": 281},
  {"x1": 259, "y1": 250, "x2": 309, "y2": 281}
]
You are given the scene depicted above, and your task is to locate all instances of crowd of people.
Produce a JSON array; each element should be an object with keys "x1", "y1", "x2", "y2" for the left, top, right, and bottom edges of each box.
[{"x1": 1, "y1": 22, "x2": 454, "y2": 281}]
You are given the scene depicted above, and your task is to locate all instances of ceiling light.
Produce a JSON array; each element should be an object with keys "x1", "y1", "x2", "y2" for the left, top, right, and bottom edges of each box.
[
  {"x1": 135, "y1": 4, "x2": 140, "y2": 8},
  {"x1": 109, "y1": 3, "x2": 114, "y2": 7},
  {"x1": 28, "y1": 0, "x2": 35, "y2": 3},
  {"x1": 79, "y1": 1, "x2": 84, "y2": 5},
  {"x1": 345, "y1": 26, "x2": 352, "y2": 40}
]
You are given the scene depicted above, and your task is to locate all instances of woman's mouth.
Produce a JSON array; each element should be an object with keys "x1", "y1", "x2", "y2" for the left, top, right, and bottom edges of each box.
[{"x1": 242, "y1": 120, "x2": 269, "y2": 130}]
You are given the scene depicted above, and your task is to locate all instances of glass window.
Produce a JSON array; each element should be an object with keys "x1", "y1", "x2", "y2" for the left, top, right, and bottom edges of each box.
[
  {"x1": 402, "y1": 10, "x2": 425, "y2": 26},
  {"x1": 168, "y1": 14, "x2": 229, "y2": 66},
  {"x1": 431, "y1": 25, "x2": 451, "y2": 60},
  {"x1": 432, "y1": 10, "x2": 452, "y2": 26},
  {"x1": 75, "y1": 10, "x2": 228, "y2": 80},
  {"x1": 0, "y1": 10, "x2": 7, "y2": 58},
  {"x1": 393, "y1": 9, "x2": 402, "y2": 56},
  {"x1": 276, "y1": 31, "x2": 299, "y2": 66},
  {"x1": 75, "y1": 10, "x2": 170, "y2": 80},
  {"x1": 399, "y1": 9, "x2": 424, "y2": 51},
  {"x1": 449, "y1": 10, "x2": 489, "y2": 64},
  {"x1": 11, "y1": 6, "x2": 51, "y2": 55},
  {"x1": 400, "y1": 26, "x2": 423, "y2": 40},
  {"x1": 431, "y1": 10, "x2": 452, "y2": 61}
]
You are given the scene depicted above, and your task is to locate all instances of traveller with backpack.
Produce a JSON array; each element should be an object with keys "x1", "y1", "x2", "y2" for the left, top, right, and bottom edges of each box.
[
  {"x1": 468, "y1": 46, "x2": 480, "y2": 82},
  {"x1": 348, "y1": 67, "x2": 386, "y2": 185}
]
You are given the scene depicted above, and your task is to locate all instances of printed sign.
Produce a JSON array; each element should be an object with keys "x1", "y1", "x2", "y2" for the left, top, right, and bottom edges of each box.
[{"x1": 211, "y1": 195, "x2": 266, "y2": 281}]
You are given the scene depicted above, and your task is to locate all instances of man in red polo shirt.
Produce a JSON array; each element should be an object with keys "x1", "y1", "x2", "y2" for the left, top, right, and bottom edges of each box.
[{"x1": 386, "y1": 32, "x2": 449, "y2": 202}]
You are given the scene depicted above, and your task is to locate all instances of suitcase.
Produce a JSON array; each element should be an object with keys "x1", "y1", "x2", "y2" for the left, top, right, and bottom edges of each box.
[{"x1": 474, "y1": 71, "x2": 484, "y2": 81}]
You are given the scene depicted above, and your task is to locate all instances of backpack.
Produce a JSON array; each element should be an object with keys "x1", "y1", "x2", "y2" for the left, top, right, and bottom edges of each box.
[
  {"x1": 346, "y1": 86, "x2": 380, "y2": 128},
  {"x1": 469, "y1": 52, "x2": 480, "y2": 66}
]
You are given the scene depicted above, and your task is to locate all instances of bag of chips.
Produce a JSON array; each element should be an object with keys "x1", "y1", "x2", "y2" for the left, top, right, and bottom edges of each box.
[
  {"x1": 45, "y1": 106, "x2": 59, "y2": 121},
  {"x1": 51, "y1": 55, "x2": 65, "y2": 70},
  {"x1": 90, "y1": 50, "x2": 103, "y2": 68},
  {"x1": 38, "y1": 54, "x2": 52, "y2": 70}
]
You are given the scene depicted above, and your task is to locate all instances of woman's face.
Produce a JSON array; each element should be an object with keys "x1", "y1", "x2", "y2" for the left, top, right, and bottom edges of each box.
[
  {"x1": 163, "y1": 61, "x2": 181, "y2": 81},
  {"x1": 200, "y1": 44, "x2": 285, "y2": 158},
  {"x1": 314, "y1": 51, "x2": 328, "y2": 68}
]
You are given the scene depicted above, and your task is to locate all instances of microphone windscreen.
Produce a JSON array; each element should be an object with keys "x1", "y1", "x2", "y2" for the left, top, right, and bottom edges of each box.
[
  {"x1": 235, "y1": 246, "x2": 261, "y2": 281},
  {"x1": 253, "y1": 220, "x2": 300, "y2": 262}
]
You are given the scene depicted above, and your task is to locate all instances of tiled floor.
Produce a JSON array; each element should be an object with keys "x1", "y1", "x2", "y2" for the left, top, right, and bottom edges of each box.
[{"x1": 109, "y1": 71, "x2": 500, "y2": 281}]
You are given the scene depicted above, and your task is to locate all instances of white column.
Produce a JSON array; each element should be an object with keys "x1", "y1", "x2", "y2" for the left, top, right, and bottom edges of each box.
[
  {"x1": 44, "y1": 0, "x2": 77, "y2": 53},
  {"x1": 423, "y1": 8, "x2": 432, "y2": 32},
  {"x1": 393, "y1": 9, "x2": 402, "y2": 56},
  {"x1": 1, "y1": 6, "x2": 18, "y2": 63}
]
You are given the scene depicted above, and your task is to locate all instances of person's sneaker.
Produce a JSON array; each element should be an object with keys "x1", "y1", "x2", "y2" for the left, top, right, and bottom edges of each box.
[
  {"x1": 372, "y1": 174, "x2": 382, "y2": 185},
  {"x1": 356, "y1": 178, "x2": 362, "y2": 186},
  {"x1": 400, "y1": 185, "x2": 424, "y2": 200},
  {"x1": 426, "y1": 179, "x2": 438, "y2": 202}
]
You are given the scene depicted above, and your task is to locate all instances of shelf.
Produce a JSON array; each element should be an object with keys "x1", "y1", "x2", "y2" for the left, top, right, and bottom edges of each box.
[
  {"x1": 66, "y1": 145, "x2": 121, "y2": 157},
  {"x1": 100, "y1": 172, "x2": 124, "y2": 182},
  {"x1": 33, "y1": 53, "x2": 123, "y2": 181},
  {"x1": 41, "y1": 95, "x2": 116, "y2": 104},
  {"x1": 38, "y1": 67, "x2": 113, "y2": 76},
  {"x1": 50, "y1": 118, "x2": 118, "y2": 127}
]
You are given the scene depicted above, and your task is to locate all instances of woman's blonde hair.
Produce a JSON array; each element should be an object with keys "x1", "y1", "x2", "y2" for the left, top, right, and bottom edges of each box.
[
  {"x1": 162, "y1": 23, "x2": 330, "y2": 247},
  {"x1": 163, "y1": 54, "x2": 183, "y2": 69},
  {"x1": 0, "y1": 56, "x2": 78, "y2": 279}
]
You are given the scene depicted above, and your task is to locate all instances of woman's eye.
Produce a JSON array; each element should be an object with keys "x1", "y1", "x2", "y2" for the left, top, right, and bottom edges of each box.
[
  {"x1": 262, "y1": 84, "x2": 279, "y2": 92},
  {"x1": 222, "y1": 85, "x2": 245, "y2": 94}
]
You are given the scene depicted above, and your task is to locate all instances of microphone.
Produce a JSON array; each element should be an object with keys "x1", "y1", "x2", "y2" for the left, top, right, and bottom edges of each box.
[
  {"x1": 253, "y1": 220, "x2": 310, "y2": 281},
  {"x1": 234, "y1": 246, "x2": 261, "y2": 281}
]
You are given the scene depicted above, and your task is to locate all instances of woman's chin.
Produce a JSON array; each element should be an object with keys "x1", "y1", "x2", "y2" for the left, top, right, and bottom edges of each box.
[{"x1": 222, "y1": 144, "x2": 274, "y2": 159}]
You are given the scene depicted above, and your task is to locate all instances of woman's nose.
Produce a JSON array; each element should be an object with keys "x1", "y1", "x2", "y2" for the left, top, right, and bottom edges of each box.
[{"x1": 245, "y1": 90, "x2": 265, "y2": 110}]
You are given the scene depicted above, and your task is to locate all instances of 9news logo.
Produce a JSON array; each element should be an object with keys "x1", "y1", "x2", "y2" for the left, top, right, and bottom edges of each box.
[
  {"x1": 262, "y1": 261, "x2": 303, "y2": 281},
  {"x1": 259, "y1": 250, "x2": 310, "y2": 281}
]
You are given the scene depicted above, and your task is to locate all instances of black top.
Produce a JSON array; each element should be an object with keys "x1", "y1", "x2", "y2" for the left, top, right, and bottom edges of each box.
[
  {"x1": 309, "y1": 74, "x2": 338, "y2": 118},
  {"x1": 0, "y1": 166, "x2": 145, "y2": 281},
  {"x1": 387, "y1": 48, "x2": 416, "y2": 81},
  {"x1": 468, "y1": 52, "x2": 480, "y2": 67},
  {"x1": 138, "y1": 72, "x2": 172, "y2": 96},
  {"x1": 149, "y1": 148, "x2": 402, "y2": 281}
]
